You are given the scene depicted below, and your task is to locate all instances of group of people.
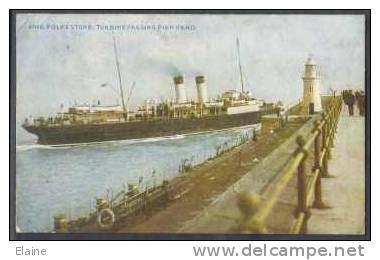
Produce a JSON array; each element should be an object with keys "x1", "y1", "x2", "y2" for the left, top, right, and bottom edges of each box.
[{"x1": 342, "y1": 90, "x2": 365, "y2": 116}]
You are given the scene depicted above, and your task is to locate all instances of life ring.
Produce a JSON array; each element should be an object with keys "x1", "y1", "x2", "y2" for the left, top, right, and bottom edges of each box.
[{"x1": 97, "y1": 208, "x2": 115, "y2": 230}]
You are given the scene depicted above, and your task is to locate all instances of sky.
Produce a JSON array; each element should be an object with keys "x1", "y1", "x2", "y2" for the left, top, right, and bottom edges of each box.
[{"x1": 16, "y1": 13, "x2": 365, "y2": 121}]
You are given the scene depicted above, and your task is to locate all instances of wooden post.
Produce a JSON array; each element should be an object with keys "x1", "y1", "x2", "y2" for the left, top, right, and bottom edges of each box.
[
  {"x1": 334, "y1": 98, "x2": 340, "y2": 134},
  {"x1": 238, "y1": 192, "x2": 267, "y2": 234},
  {"x1": 312, "y1": 121, "x2": 322, "y2": 206},
  {"x1": 313, "y1": 120, "x2": 321, "y2": 171},
  {"x1": 326, "y1": 108, "x2": 337, "y2": 177},
  {"x1": 53, "y1": 214, "x2": 68, "y2": 233},
  {"x1": 321, "y1": 113, "x2": 332, "y2": 178},
  {"x1": 326, "y1": 110, "x2": 333, "y2": 160},
  {"x1": 252, "y1": 128, "x2": 257, "y2": 141},
  {"x1": 295, "y1": 135, "x2": 310, "y2": 233},
  {"x1": 239, "y1": 150, "x2": 242, "y2": 168},
  {"x1": 312, "y1": 120, "x2": 330, "y2": 209},
  {"x1": 330, "y1": 105, "x2": 336, "y2": 148},
  {"x1": 331, "y1": 99, "x2": 338, "y2": 145}
]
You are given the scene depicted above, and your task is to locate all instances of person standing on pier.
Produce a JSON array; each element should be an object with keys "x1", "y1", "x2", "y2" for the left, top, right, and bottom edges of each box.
[
  {"x1": 344, "y1": 90, "x2": 356, "y2": 116},
  {"x1": 356, "y1": 90, "x2": 365, "y2": 116}
]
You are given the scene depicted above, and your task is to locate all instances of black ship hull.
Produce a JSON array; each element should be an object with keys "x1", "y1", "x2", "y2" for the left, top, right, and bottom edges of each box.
[{"x1": 23, "y1": 111, "x2": 263, "y2": 145}]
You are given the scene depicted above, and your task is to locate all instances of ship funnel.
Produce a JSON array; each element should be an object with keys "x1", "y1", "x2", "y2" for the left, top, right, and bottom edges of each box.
[
  {"x1": 173, "y1": 75, "x2": 187, "y2": 104},
  {"x1": 195, "y1": 75, "x2": 208, "y2": 104}
]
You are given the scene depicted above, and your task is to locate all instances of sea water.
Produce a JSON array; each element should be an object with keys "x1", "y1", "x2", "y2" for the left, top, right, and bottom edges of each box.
[{"x1": 15, "y1": 125, "x2": 257, "y2": 232}]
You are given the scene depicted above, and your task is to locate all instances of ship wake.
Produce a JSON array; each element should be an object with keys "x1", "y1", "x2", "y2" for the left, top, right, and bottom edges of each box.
[{"x1": 16, "y1": 123, "x2": 260, "y2": 151}]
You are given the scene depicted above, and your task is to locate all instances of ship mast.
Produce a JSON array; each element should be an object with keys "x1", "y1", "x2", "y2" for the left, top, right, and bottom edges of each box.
[
  {"x1": 112, "y1": 35, "x2": 128, "y2": 121},
  {"x1": 236, "y1": 36, "x2": 245, "y2": 94}
]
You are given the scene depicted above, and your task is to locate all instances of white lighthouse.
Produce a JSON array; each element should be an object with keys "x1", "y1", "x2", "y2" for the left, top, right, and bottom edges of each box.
[{"x1": 302, "y1": 55, "x2": 322, "y2": 113}]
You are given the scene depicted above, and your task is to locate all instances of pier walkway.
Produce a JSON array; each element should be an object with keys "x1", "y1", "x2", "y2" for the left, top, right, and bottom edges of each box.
[
  {"x1": 307, "y1": 107, "x2": 365, "y2": 234},
  {"x1": 179, "y1": 98, "x2": 366, "y2": 235}
]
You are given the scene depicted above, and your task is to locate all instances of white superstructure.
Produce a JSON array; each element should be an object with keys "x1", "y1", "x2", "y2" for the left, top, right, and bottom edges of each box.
[{"x1": 226, "y1": 103, "x2": 260, "y2": 115}]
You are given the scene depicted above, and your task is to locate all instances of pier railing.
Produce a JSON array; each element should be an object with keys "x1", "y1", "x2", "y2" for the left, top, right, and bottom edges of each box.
[{"x1": 238, "y1": 96, "x2": 343, "y2": 234}]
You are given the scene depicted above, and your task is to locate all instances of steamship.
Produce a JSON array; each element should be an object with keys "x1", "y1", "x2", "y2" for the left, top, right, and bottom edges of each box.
[{"x1": 22, "y1": 38, "x2": 272, "y2": 145}]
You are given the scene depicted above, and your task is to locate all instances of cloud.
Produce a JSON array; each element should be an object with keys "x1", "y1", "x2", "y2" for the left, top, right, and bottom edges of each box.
[{"x1": 16, "y1": 13, "x2": 365, "y2": 122}]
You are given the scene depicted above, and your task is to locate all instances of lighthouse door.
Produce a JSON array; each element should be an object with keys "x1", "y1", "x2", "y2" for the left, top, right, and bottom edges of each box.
[{"x1": 309, "y1": 102, "x2": 315, "y2": 114}]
